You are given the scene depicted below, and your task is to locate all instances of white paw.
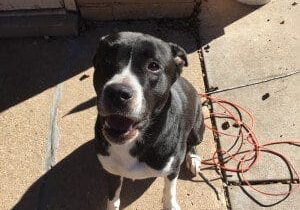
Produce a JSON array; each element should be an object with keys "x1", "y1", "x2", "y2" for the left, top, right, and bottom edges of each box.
[
  {"x1": 186, "y1": 152, "x2": 201, "y2": 176},
  {"x1": 163, "y1": 201, "x2": 181, "y2": 210},
  {"x1": 107, "y1": 199, "x2": 120, "y2": 210}
]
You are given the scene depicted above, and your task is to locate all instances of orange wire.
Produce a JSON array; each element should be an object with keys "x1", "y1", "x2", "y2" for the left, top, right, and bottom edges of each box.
[{"x1": 199, "y1": 93, "x2": 300, "y2": 197}]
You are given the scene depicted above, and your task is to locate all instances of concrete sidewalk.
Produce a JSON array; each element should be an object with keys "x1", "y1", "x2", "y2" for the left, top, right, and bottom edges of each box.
[
  {"x1": 199, "y1": 0, "x2": 299, "y2": 209},
  {"x1": 0, "y1": 0, "x2": 299, "y2": 210}
]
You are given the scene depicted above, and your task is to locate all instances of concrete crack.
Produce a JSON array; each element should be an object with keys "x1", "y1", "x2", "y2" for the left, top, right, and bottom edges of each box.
[
  {"x1": 205, "y1": 70, "x2": 300, "y2": 95},
  {"x1": 45, "y1": 84, "x2": 62, "y2": 171}
]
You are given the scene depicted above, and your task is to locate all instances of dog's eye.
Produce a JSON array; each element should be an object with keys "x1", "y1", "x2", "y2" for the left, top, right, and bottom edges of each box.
[{"x1": 147, "y1": 62, "x2": 160, "y2": 72}]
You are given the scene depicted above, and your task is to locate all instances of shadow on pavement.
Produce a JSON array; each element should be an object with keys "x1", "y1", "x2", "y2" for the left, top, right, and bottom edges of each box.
[
  {"x1": 0, "y1": 0, "x2": 260, "y2": 113},
  {"x1": 199, "y1": 0, "x2": 259, "y2": 46},
  {"x1": 0, "y1": 19, "x2": 197, "y2": 113},
  {"x1": 13, "y1": 140, "x2": 155, "y2": 210}
]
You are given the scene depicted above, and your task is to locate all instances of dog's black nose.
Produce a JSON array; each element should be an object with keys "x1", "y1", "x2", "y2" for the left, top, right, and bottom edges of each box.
[{"x1": 104, "y1": 84, "x2": 133, "y2": 107}]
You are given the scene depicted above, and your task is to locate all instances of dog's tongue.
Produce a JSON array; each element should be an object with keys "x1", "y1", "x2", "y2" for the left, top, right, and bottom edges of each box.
[{"x1": 106, "y1": 115, "x2": 133, "y2": 131}]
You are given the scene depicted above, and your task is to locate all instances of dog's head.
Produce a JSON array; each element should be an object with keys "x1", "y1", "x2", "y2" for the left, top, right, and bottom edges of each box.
[{"x1": 93, "y1": 32, "x2": 188, "y2": 144}]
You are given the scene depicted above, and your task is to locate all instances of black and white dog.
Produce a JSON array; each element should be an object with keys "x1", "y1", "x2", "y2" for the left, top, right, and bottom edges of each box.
[{"x1": 93, "y1": 32, "x2": 204, "y2": 210}]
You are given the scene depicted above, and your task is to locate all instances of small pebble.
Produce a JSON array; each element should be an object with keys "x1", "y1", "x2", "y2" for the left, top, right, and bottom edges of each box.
[
  {"x1": 262, "y1": 93, "x2": 270, "y2": 101},
  {"x1": 79, "y1": 74, "x2": 90, "y2": 81},
  {"x1": 222, "y1": 121, "x2": 230, "y2": 130},
  {"x1": 204, "y1": 45, "x2": 210, "y2": 52},
  {"x1": 232, "y1": 122, "x2": 240, "y2": 128},
  {"x1": 280, "y1": 20, "x2": 285, "y2": 24},
  {"x1": 292, "y1": 2, "x2": 298, "y2": 6}
]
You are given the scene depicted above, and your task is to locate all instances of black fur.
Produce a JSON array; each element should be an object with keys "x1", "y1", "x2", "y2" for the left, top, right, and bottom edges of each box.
[{"x1": 104, "y1": 171, "x2": 122, "y2": 200}]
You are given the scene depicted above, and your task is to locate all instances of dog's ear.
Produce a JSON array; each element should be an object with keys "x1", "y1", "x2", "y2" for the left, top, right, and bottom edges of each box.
[
  {"x1": 92, "y1": 35, "x2": 109, "y2": 67},
  {"x1": 169, "y1": 42, "x2": 188, "y2": 67}
]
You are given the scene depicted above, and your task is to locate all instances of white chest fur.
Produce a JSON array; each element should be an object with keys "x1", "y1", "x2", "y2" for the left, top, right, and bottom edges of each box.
[{"x1": 97, "y1": 141, "x2": 174, "y2": 179}]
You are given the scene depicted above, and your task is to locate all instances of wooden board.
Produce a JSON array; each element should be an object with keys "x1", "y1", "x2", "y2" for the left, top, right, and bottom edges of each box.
[{"x1": 0, "y1": 0, "x2": 63, "y2": 11}]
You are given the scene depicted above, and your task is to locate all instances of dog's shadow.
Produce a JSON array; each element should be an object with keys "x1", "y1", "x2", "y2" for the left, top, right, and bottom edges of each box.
[
  {"x1": 13, "y1": 140, "x2": 155, "y2": 210},
  {"x1": 13, "y1": 140, "x2": 210, "y2": 210}
]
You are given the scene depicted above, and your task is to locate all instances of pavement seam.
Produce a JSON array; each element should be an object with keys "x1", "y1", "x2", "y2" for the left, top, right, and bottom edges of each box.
[
  {"x1": 205, "y1": 70, "x2": 300, "y2": 95},
  {"x1": 187, "y1": 12, "x2": 232, "y2": 209},
  {"x1": 228, "y1": 178, "x2": 300, "y2": 186},
  {"x1": 197, "y1": 48, "x2": 232, "y2": 210}
]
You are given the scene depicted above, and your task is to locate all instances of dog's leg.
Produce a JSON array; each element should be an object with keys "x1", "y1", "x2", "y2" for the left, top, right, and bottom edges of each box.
[
  {"x1": 185, "y1": 146, "x2": 201, "y2": 176},
  {"x1": 186, "y1": 107, "x2": 204, "y2": 176},
  {"x1": 163, "y1": 174, "x2": 180, "y2": 210},
  {"x1": 106, "y1": 172, "x2": 123, "y2": 210}
]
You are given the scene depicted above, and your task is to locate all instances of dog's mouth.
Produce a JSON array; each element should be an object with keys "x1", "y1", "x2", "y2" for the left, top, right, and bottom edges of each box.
[{"x1": 102, "y1": 115, "x2": 141, "y2": 143}]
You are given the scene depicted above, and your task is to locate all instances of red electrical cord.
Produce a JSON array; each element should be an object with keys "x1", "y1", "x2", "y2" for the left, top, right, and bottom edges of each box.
[{"x1": 199, "y1": 93, "x2": 300, "y2": 196}]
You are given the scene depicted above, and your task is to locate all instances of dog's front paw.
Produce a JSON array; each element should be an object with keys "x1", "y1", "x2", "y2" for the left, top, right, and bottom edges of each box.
[
  {"x1": 107, "y1": 199, "x2": 120, "y2": 210},
  {"x1": 163, "y1": 201, "x2": 181, "y2": 210},
  {"x1": 186, "y1": 152, "x2": 201, "y2": 176}
]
